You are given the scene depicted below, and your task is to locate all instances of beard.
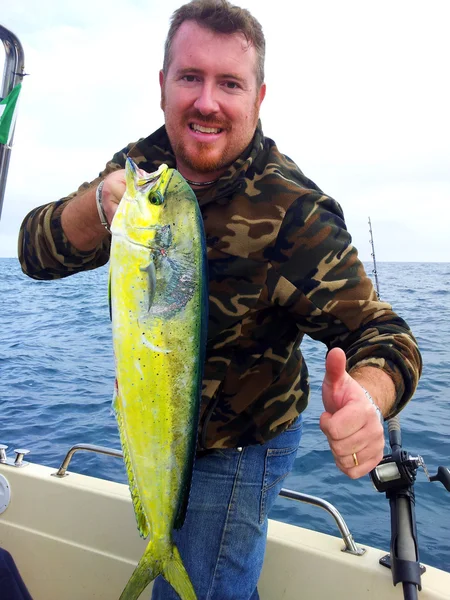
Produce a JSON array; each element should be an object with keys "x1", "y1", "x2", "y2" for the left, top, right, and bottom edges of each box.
[{"x1": 171, "y1": 134, "x2": 234, "y2": 175}]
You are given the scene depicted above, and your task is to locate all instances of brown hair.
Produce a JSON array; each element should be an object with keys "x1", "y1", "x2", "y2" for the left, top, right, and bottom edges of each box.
[{"x1": 163, "y1": 0, "x2": 265, "y2": 87}]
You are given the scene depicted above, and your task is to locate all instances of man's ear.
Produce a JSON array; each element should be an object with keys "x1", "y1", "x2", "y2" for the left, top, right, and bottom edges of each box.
[
  {"x1": 159, "y1": 70, "x2": 165, "y2": 110},
  {"x1": 258, "y1": 82, "x2": 266, "y2": 107}
]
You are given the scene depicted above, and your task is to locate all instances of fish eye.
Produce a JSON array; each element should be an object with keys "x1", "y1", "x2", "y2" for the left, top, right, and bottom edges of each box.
[{"x1": 149, "y1": 190, "x2": 164, "y2": 205}]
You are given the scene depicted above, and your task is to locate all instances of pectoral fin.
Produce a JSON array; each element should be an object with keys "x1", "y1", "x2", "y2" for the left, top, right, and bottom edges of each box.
[{"x1": 139, "y1": 260, "x2": 157, "y2": 314}]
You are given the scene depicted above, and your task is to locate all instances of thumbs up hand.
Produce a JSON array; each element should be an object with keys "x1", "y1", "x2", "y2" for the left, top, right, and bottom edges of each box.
[{"x1": 320, "y1": 347, "x2": 386, "y2": 478}]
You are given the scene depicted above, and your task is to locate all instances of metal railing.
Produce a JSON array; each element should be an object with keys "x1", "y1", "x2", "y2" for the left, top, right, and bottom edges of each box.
[
  {"x1": 52, "y1": 443, "x2": 365, "y2": 556},
  {"x1": 0, "y1": 24, "x2": 25, "y2": 219},
  {"x1": 51, "y1": 443, "x2": 124, "y2": 478},
  {"x1": 278, "y1": 488, "x2": 365, "y2": 555}
]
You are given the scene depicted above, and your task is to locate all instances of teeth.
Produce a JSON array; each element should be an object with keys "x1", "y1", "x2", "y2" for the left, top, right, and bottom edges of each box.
[{"x1": 191, "y1": 124, "x2": 221, "y2": 134}]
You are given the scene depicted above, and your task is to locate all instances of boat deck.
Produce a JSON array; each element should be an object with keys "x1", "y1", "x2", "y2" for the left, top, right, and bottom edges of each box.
[{"x1": 0, "y1": 461, "x2": 449, "y2": 599}]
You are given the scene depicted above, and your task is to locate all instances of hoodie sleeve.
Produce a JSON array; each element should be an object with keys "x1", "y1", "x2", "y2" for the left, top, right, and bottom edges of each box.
[{"x1": 267, "y1": 189, "x2": 422, "y2": 417}]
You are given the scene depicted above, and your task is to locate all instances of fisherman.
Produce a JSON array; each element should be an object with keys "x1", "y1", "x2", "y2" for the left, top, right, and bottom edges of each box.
[{"x1": 18, "y1": 1, "x2": 422, "y2": 599}]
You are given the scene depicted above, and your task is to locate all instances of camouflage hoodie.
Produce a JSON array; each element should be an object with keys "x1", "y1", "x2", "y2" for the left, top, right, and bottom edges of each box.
[{"x1": 19, "y1": 123, "x2": 422, "y2": 449}]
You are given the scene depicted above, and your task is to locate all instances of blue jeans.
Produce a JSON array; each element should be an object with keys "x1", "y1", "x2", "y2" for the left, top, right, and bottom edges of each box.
[{"x1": 151, "y1": 416, "x2": 303, "y2": 600}]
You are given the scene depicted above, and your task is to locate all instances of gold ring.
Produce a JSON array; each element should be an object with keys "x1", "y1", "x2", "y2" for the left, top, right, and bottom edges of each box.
[{"x1": 352, "y1": 452, "x2": 359, "y2": 467}]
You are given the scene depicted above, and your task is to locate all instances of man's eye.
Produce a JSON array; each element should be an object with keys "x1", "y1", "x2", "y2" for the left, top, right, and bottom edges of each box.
[
  {"x1": 225, "y1": 81, "x2": 239, "y2": 89},
  {"x1": 183, "y1": 75, "x2": 197, "y2": 82}
]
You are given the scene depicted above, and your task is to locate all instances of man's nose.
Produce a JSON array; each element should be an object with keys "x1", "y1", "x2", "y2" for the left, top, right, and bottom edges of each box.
[{"x1": 193, "y1": 82, "x2": 219, "y2": 115}]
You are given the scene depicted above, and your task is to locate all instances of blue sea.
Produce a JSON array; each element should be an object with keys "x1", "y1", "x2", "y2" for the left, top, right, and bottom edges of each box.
[{"x1": 1, "y1": 258, "x2": 449, "y2": 573}]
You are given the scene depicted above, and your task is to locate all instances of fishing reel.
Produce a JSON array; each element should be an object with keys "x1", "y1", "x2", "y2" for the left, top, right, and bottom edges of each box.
[
  {"x1": 370, "y1": 432, "x2": 450, "y2": 494},
  {"x1": 370, "y1": 446, "x2": 450, "y2": 495}
]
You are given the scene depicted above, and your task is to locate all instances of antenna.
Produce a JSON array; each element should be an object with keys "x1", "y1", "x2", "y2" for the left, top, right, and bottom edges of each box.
[{"x1": 368, "y1": 217, "x2": 380, "y2": 299}]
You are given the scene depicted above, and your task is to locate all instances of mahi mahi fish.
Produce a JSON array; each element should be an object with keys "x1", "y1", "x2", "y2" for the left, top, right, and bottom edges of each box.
[{"x1": 109, "y1": 158, "x2": 208, "y2": 600}]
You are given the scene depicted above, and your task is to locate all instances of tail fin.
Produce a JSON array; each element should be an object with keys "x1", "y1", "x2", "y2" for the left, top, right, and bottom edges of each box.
[
  {"x1": 119, "y1": 539, "x2": 196, "y2": 600},
  {"x1": 163, "y1": 544, "x2": 197, "y2": 600}
]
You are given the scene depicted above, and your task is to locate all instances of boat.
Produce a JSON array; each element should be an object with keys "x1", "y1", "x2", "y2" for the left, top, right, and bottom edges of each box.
[
  {"x1": 0, "y1": 443, "x2": 449, "y2": 600},
  {"x1": 0, "y1": 441, "x2": 449, "y2": 600},
  {"x1": 1, "y1": 24, "x2": 450, "y2": 600}
]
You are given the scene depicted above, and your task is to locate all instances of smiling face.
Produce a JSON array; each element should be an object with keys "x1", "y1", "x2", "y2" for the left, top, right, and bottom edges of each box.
[{"x1": 160, "y1": 20, "x2": 266, "y2": 183}]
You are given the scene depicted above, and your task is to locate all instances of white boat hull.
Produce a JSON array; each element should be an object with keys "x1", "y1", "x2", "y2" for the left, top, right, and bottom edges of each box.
[{"x1": 0, "y1": 462, "x2": 448, "y2": 600}]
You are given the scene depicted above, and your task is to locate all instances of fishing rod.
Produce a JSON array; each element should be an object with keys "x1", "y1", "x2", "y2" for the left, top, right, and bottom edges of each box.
[
  {"x1": 368, "y1": 217, "x2": 380, "y2": 300},
  {"x1": 371, "y1": 418, "x2": 450, "y2": 599},
  {"x1": 367, "y1": 218, "x2": 450, "y2": 600}
]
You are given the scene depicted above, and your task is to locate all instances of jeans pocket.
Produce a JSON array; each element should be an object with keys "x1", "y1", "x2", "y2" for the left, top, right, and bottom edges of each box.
[
  {"x1": 259, "y1": 445, "x2": 299, "y2": 524},
  {"x1": 285, "y1": 417, "x2": 303, "y2": 433}
]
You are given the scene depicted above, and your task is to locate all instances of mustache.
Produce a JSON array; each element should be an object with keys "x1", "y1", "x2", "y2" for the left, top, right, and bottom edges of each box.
[{"x1": 185, "y1": 112, "x2": 230, "y2": 128}]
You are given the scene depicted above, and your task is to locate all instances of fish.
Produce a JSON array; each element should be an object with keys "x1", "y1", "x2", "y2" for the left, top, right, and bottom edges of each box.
[{"x1": 109, "y1": 158, "x2": 208, "y2": 600}]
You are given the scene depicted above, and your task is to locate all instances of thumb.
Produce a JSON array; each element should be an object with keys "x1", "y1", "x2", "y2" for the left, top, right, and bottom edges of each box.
[
  {"x1": 324, "y1": 347, "x2": 347, "y2": 387},
  {"x1": 322, "y1": 347, "x2": 350, "y2": 414}
]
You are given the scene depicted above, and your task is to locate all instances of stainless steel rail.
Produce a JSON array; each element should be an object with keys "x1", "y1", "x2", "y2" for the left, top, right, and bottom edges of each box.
[
  {"x1": 0, "y1": 24, "x2": 26, "y2": 219},
  {"x1": 53, "y1": 443, "x2": 365, "y2": 555},
  {"x1": 279, "y1": 488, "x2": 365, "y2": 555},
  {"x1": 51, "y1": 443, "x2": 124, "y2": 478}
]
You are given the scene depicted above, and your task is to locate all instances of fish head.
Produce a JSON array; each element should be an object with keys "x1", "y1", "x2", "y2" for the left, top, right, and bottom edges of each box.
[
  {"x1": 111, "y1": 158, "x2": 202, "y2": 256},
  {"x1": 111, "y1": 158, "x2": 172, "y2": 248}
]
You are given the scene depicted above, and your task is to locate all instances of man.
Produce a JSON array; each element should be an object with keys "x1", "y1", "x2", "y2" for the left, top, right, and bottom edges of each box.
[{"x1": 19, "y1": 1, "x2": 422, "y2": 599}]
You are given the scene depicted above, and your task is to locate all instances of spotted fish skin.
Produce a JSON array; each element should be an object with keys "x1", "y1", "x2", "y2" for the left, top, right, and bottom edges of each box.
[{"x1": 109, "y1": 158, "x2": 207, "y2": 600}]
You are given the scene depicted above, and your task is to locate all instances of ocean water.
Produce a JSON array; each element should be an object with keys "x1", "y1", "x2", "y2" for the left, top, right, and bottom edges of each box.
[{"x1": 1, "y1": 258, "x2": 449, "y2": 573}]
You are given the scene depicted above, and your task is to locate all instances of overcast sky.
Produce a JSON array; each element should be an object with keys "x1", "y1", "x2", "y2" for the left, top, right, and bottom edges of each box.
[{"x1": 1, "y1": 0, "x2": 449, "y2": 261}]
